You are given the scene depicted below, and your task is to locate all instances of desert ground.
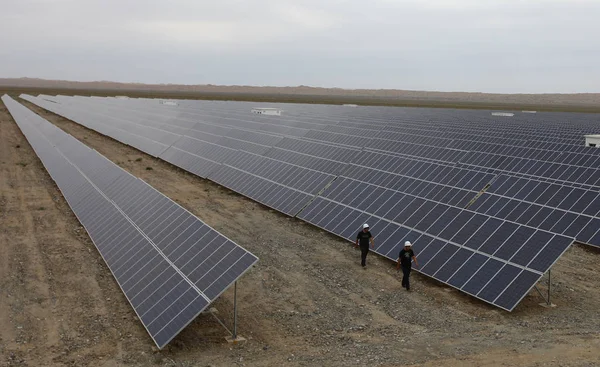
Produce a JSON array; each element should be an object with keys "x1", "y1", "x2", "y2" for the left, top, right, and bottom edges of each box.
[
  {"x1": 2, "y1": 78, "x2": 600, "y2": 112},
  {"x1": 1, "y1": 95, "x2": 600, "y2": 366}
]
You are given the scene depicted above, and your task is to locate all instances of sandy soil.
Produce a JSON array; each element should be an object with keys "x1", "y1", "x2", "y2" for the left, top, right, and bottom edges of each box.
[{"x1": 1, "y1": 98, "x2": 600, "y2": 366}]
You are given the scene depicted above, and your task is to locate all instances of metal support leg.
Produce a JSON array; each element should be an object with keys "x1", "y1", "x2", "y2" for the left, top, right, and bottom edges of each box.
[
  {"x1": 536, "y1": 270, "x2": 555, "y2": 308},
  {"x1": 225, "y1": 281, "x2": 246, "y2": 343},
  {"x1": 547, "y1": 270, "x2": 551, "y2": 306},
  {"x1": 233, "y1": 281, "x2": 238, "y2": 340}
]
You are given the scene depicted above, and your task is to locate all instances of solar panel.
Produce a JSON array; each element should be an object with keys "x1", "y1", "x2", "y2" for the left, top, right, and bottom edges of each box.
[
  {"x1": 4, "y1": 95, "x2": 258, "y2": 348},
  {"x1": 22, "y1": 93, "x2": 600, "y2": 312}
]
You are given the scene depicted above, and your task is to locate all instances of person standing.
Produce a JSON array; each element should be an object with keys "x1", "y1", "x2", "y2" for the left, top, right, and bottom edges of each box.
[
  {"x1": 397, "y1": 241, "x2": 419, "y2": 290},
  {"x1": 355, "y1": 224, "x2": 374, "y2": 268}
]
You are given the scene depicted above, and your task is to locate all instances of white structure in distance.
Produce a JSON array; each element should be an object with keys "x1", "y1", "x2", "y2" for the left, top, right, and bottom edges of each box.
[
  {"x1": 584, "y1": 134, "x2": 600, "y2": 148},
  {"x1": 343, "y1": 104, "x2": 358, "y2": 107},
  {"x1": 252, "y1": 107, "x2": 282, "y2": 116},
  {"x1": 491, "y1": 112, "x2": 515, "y2": 117},
  {"x1": 159, "y1": 100, "x2": 178, "y2": 106},
  {"x1": 522, "y1": 111, "x2": 537, "y2": 113}
]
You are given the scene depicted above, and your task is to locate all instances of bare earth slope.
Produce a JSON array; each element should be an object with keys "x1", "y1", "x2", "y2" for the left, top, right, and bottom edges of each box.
[
  {"x1": 1, "y1": 97, "x2": 600, "y2": 366},
  {"x1": 1, "y1": 77, "x2": 600, "y2": 108}
]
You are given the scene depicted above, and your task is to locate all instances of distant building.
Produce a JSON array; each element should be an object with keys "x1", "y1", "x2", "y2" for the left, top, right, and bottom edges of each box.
[
  {"x1": 343, "y1": 104, "x2": 358, "y2": 107},
  {"x1": 584, "y1": 134, "x2": 600, "y2": 148},
  {"x1": 491, "y1": 112, "x2": 515, "y2": 117},
  {"x1": 252, "y1": 107, "x2": 282, "y2": 116},
  {"x1": 522, "y1": 111, "x2": 537, "y2": 113}
]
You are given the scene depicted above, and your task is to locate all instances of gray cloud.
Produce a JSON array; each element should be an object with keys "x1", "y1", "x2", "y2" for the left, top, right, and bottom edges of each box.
[{"x1": 1, "y1": 0, "x2": 599, "y2": 92}]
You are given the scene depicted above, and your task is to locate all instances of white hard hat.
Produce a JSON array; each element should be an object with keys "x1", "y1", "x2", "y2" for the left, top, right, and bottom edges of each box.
[
  {"x1": 404, "y1": 241, "x2": 412, "y2": 247},
  {"x1": 363, "y1": 223, "x2": 369, "y2": 229}
]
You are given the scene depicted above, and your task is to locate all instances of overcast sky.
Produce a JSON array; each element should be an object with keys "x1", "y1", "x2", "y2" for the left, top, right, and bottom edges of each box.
[{"x1": 1, "y1": 0, "x2": 599, "y2": 93}]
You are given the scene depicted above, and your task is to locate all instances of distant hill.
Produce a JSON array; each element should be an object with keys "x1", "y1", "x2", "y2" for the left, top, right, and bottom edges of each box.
[{"x1": 2, "y1": 77, "x2": 600, "y2": 108}]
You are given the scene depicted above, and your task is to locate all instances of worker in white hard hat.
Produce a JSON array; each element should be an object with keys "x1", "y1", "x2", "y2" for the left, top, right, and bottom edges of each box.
[
  {"x1": 397, "y1": 241, "x2": 419, "y2": 290},
  {"x1": 355, "y1": 223, "x2": 375, "y2": 269}
]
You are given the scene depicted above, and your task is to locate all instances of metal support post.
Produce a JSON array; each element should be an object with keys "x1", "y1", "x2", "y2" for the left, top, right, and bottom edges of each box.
[
  {"x1": 233, "y1": 281, "x2": 238, "y2": 340},
  {"x1": 547, "y1": 270, "x2": 551, "y2": 306},
  {"x1": 536, "y1": 270, "x2": 555, "y2": 308},
  {"x1": 225, "y1": 281, "x2": 245, "y2": 343}
]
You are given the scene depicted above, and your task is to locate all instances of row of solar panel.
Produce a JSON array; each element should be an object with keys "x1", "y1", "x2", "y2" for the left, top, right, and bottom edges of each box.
[
  {"x1": 302, "y1": 107, "x2": 596, "y2": 146},
  {"x1": 21, "y1": 95, "x2": 582, "y2": 312},
  {"x1": 28, "y1": 95, "x2": 600, "y2": 248},
  {"x1": 3, "y1": 95, "x2": 211, "y2": 348},
  {"x1": 36, "y1": 95, "x2": 600, "y2": 179},
  {"x1": 336, "y1": 120, "x2": 588, "y2": 153},
  {"x1": 317, "y1": 175, "x2": 570, "y2": 267},
  {"x1": 344, "y1": 149, "x2": 600, "y2": 245},
  {"x1": 342, "y1": 149, "x2": 600, "y2": 246},
  {"x1": 315, "y1": 123, "x2": 600, "y2": 178},
  {"x1": 337, "y1": 121, "x2": 593, "y2": 153},
  {"x1": 23, "y1": 95, "x2": 355, "y2": 177},
  {"x1": 4, "y1": 95, "x2": 258, "y2": 349},
  {"x1": 461, "y1": 152, "x2": 600, "y2": 190},
  {"x1": 297, "y1": 194, "x2": 569, "y2": 311},
  {"x1": 172, "y1": 100, "x2": 595, "y2": 140},
  {"x1": 73, "y1": 96, "x2": 317, "y2": 137},
  {"x1": 348, "y1": 150, "x2": 496, "y2": 191},
  {"x1": 23, "y1": 95, "x2": 334, "y2": 216},
  {"x1": 30, "y1": 95, "x2": 357, "y2": 178},
  {"x1": 58, "y1": 94, "x2": 592, "y2": 160},
  {"x1": 29, "y1": 94, "x2": 599, "y2": 228}
]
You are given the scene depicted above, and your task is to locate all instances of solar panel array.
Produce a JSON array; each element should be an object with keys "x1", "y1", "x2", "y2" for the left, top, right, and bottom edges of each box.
[
  {"x1": 22, "y1": 93, "x2": 600, "y2": 311},
  {"x1": 3, "y1": 95, "x2": 258, "y2": 348}
]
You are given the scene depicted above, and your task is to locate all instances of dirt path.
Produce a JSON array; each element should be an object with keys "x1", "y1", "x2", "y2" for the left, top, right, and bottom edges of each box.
[{"x1": 1, "y1": 97, "x2": 600, "y2": 366}]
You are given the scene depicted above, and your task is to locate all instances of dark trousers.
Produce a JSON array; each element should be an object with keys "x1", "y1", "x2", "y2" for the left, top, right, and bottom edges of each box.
[
  {"x1": 401, "y1": 265, "x2": 411, "y2": 289},
  {"x1": 360, "y1": 245, "x2": 370, "y2": 267}
]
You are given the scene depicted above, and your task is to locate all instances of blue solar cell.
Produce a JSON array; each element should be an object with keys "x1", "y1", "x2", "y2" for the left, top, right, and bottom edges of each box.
[
  {"x1": 511, "y1": 230, "x2": 554, "y2": 266},
  {"x1": 546, "y1": 186, "x2": 574, "y2": 207},
  {"x1": 379, "y1": 226, "x2": 411, "y2": 257},
  {"x1": 372, "y1": 222, "x2": 401, "y2": 251},
  {"x1": 447, "y1": 253, "x2": 488, "y2": 288},
  {"x1": 463, "y1": 217, "x2": 503, "y2": 250},
  {"x1": 534, "y1": 184, "x2": 561, "y2": 205},
  {"x1": 574, "y1": 219, "x2": 600, "y2": 243},
  {"x1": 569, "y1": 191, "x2": 598, "y2": 213},
  {"x1": 420, "y1": 244, "x2": 458, "y2": 276},
  {"x1": 505, "y1": 202, "x2": 533, "y2": 222},
  {"x1": 494, "y1": 226, "x2": 537, "y2": 261},
  {"x1": 477, "y1": 264, "x2": 522, "y2": 303},
  {"x1": 493, "y1": 199, "x2": 520, "y2": 218},
  {"x1": 528, "y1": 236, "x2": 572, "y2": 272},
  {"x1": 427, "y1": 206, "x2": 461, "y2": 236},
  {"x1": 450, "y1": 214, "x2": 488, "y2": 244},
  {"x1": 394, "y1": 197, "x2": 426, "y2": 223},
  {"x1": 526, "y1": 206, "x2": 554, "y2": 227},
  {"x1": 549, "y1": 212, "x2": 579, "y2": 234},
  {"x1": 405, "y1": 200, "x2": 437, "y2": 228},
  {"x1": 494, "y1": 270, "x2": 541, "y2": 310},
  {"x1": 468, "y1": 194, "x2": 495, "y2": 213},
  {"x1": 461, "y1": 258, "x2": 504, "y2": 295},
  {"x1": 438, "y1": 211, "x2": 474, "y2": 240},
  {"x1": 538, "y1": 210, "x2": 569, "y2": 231},
  {"x1": 433, "y1": 248, "x2": 474, "y2": 282},
  {"x1": 557, "y1": 189, "x2": 586, "y2": 211},
  {"x1": 514, "y1": 204, "x2": 543, "y2": 225}
]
